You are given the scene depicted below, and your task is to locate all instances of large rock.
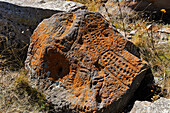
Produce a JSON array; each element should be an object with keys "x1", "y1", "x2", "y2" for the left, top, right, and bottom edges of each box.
[
  {"x1": 0, "y1": 0, "x2": 86, "y2": 12},
  {"x1": 25, "y1": 10, "x2": 153, "y2": 113},
  {"x1": 130, "y1": 97, "x2": 170, "y2": 113},
  {"x1": 0, "y1": 1, "x2": 61, "y2": 45}
]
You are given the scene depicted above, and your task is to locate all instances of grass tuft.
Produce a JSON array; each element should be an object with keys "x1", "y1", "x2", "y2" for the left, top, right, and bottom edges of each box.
[
  {"x1": 15, "y1": 73, "x2": 51, "y2": 111},
  {"x1": 0, "y1": 70, "x2": 52, "y2": 112}
]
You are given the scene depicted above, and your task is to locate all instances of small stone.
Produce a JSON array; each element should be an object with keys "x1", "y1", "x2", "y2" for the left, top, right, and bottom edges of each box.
[
  {"x1": 146, "y1": 24, "x2": 158, "y2": 31},
  {"x1": 158, "y1": 28, "x2": 170, "y2": 34},
  {"x1": 154, "y1": 76, "x2": 163, "y2": 85},
  {"x1": 39, "y1": 0, "x2": 45, "y2": 4},
  {"x1": 158, "y1": 42, "x2": 168, "y2": 45},
  {"x1": 129, "y1": 30, "x2": 137, "y2": 35},
  {"x1": 127, "y1": 35, "x2": 132, "y2": 39},
  {"x1": 130, "y1": 97, "x2": 170, "y2": 113}
]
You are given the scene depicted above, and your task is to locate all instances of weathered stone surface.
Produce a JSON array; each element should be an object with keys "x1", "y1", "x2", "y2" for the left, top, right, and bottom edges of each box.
[
  {"x1": 0, "y1": 0, "x2": 86, "y2": 12},
  {"x1": 130, "y1": 97, "x2": 170, "y2": 113},
  {"x1": 0, "y1": 1, "x2": 62, "y2": 68},
  {"x1": 0, "y1": 0, "x2": 86, "y2": 69},
  {"x1": 0, "y1": 1, "x2": 60, "y2": 44},
  {"x1": 25, "y1": 10, "x2": 152, "y2": 113}
]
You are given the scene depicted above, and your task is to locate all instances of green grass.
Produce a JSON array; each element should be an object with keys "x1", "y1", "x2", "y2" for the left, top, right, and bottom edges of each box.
[
  {"x1": 0, "y1": 70, "x2": 52, "y2": 112},
  {"x1": 15, "y1": 74, "x2": 48, "y2": 110}
]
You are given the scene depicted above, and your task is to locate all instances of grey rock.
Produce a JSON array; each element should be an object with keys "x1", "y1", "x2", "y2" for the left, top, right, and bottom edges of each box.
[
  {"x1": 0, "y1": 0, "x2": 85, "y2": 69},
  {"x1": 154, "y1": 76, "x2": 163, "y2": 86},
  {"x1": 0, "y1": 1, "x2": 61, "y2": 68},
  {"x1": 130, "y1": 97, "x2": 170, "y2": 113},
  {"x1": 127, "y1": 35, "x2": 133, "y2": 39},
  {"x1": 129, "y1": 30, "x2": 137, "y2": 36},
  {"x1": 0, "y1": 0, "x2": 86, "y2": 12},
  {"x1": 158, "y1": 28, "x2": 170, "y2": 34}
]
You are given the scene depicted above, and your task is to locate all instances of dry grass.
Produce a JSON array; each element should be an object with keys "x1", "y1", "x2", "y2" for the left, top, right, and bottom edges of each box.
[
  {"x1": 0, "y1": 69, "x2": 52, "y2": 113},
  {"x1": 0, "y1": 34, "x2": 28, "y2": 71},
  {"x1": 103, "y1": 2, "x2": 170, "y2": 98},
  {"x1": 67, "y1": 0, "x2": 101, "y2": 11},
  {"x1": 68, "y1": 0, "x2": 170, "y2": 98}
]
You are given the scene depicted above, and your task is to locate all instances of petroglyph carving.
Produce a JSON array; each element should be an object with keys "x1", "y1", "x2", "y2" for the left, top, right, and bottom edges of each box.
[{"x1": 25, "y1": 10, "x2": 151, "y2": 113}]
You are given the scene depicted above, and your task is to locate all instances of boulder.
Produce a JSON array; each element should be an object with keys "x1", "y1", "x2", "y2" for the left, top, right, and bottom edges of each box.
[
  {"x1": 130, "y1": 97, "x2": 170, "y2": 113},
  {"x1": 0, "y1": 0, "x2": 86, "y2": 12},
  {"x1": 0, "y1": 1, "x2": 61, "y2": 45},
  {"x1": 25, "y1": 10, "x2": 153, "y2": 113}
]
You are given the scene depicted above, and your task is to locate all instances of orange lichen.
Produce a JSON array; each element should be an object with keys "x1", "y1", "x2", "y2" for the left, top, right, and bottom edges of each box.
[
  {"x1": 26, "y1": 11, "x2": 150, "y2": 113},
  {"x1": 44, "y1": 49, "x2": 70, "y2": 81}
]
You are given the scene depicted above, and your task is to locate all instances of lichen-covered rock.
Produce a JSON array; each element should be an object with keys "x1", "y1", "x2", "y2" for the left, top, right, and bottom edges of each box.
[
  {"x1": 25, "y1": 10, "x2": 152, "y2": 113},
  {"x1": 130, "y1": 97, "x2": 170, "y2": 113}
]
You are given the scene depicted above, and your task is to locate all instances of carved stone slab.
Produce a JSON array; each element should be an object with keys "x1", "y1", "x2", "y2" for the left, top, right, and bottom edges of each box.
[{"x1": 25, "y1": 10, "x2": 150, "y2": 113}]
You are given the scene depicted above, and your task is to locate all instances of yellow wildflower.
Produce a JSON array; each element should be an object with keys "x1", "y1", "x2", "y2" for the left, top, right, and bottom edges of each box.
[{"x1": 161, "y1": 9, "x2": 166, "y2": 13}]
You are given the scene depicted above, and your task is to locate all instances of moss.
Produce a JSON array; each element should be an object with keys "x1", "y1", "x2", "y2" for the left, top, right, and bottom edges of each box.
[{"x1": 15, "y1": 74, "x2": 51, "y2": 111}]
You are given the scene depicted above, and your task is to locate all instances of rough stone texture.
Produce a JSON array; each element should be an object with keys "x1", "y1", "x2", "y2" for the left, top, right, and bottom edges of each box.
[
  {"x1": 130, "y1": 97, "x2": 170, "y2": 113},
  {"x1": 0, "y1": 1, "x2": 63, "y2": 68},
  {"x1": 25, "y1": 10, "x2": 152, "y2": 113},
  {"x1": 0, "y1": 0, "x2": 86, "y2": 12},
  {"x1": 0, "y1": 1, "x2": 60, "y2": 44},
  {"x1": 0, "y1": 0, "x2": 86, "y2": 69}
]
